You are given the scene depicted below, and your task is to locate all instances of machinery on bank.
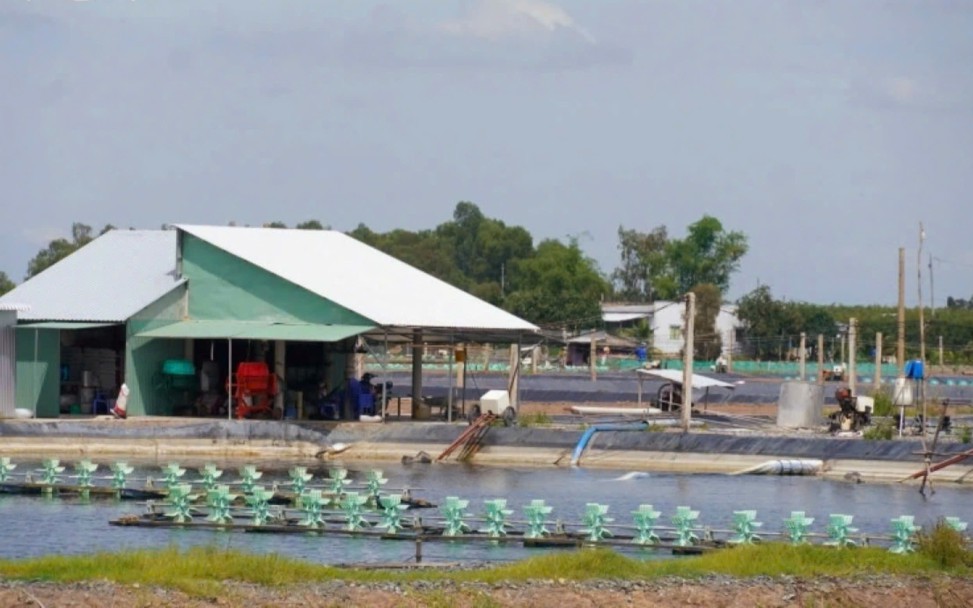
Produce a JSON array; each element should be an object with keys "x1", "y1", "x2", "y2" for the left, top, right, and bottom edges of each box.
[{"x1": 828, "y1": 387, "x2": 874, "y2": 433}]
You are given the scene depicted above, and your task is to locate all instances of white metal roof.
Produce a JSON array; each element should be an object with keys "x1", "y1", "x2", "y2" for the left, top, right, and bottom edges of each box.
[
  {"x1": 178, "y1": 225, "x2": 538, "y2": 333},
  {"x1": 603, "y1": 312, "x2": 650, "y2": 323},
  {"x1": 636, "y1": 368, "x2": 735, "y2": 390},
  {"x1": 0, "y1": 230, "x2": 183, "y2": 322}
]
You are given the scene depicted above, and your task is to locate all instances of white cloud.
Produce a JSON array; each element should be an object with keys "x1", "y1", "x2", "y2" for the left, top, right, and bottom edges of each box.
[{"x1": 440, "y1": 0, "x2": 595, "y2": 43}]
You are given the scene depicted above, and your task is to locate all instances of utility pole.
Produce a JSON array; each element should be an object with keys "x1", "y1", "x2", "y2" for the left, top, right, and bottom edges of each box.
[
  {"x1": 682, "y1": 292, "x2": 696, "y2": 432},
  {"x1": 939, "y1": 336, "x2": 944, "y2": 368},
  {"x1": 848, "y1": 318, "x2": 857, "y2": 396},
  {"x1": 929, "y1": 253, "x2": 935, "y2": 317},
  {"x1": 798, "y1": 332, "x2": 806, "y2": 381},
  {"x1": 918, "y1": 223, "x2": 926, "y2": 367},
  {"x1": 917, "y1": 223, "x2": 927, "y2": 442},
  {"x1": 817, "y1": 334, "x2": 824, "y2": 385},
  {"x1": 874, "y1": 332, "x2": 882, "y2": 387},
  {"x1": 897, "y1": 247, "x2": 906, "y2": 377}
]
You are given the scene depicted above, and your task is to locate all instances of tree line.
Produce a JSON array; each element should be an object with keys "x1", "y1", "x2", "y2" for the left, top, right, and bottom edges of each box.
[
  {"x1": 1, "y1": 205, "x2": 748, "y2": 333},
  {"x1": 736, "y1": 285, "x2": 973, "y2": 364},
  {"x1": 4, "y1": 207, "x2": 971, "y2": 363}
]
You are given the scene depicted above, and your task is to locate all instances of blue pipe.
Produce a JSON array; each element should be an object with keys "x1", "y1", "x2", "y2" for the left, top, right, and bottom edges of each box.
[{"x1": 570, "y1": 422, "x2": 648, "y2": 466}]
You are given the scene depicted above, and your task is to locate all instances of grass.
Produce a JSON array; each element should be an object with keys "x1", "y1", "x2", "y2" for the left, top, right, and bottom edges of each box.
[
  {"x1": 863, "y1": 419, "x2": 894, "y2": 440},
  {"x1": 1, "y1": 542, "x2": 970, "y2": 597},
  {"x1": 517, "y1": 412, "x2": 553, "y2": 427}
]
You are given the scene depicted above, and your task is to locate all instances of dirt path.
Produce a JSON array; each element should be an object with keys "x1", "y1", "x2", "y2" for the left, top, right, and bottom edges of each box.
[{"x1": 2, "y1": 575, "x2": 971, "y2": 607}]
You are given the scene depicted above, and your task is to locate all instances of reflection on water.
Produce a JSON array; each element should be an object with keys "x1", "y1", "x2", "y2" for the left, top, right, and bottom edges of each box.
[{"x1": 0, "y1": 460, "x2": 969, "y2": 564}]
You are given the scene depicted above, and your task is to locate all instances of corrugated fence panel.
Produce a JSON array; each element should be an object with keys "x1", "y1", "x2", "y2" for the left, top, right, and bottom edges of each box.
[{"x1": 0, "y1": 311, "x2": 15, "y2": 417}]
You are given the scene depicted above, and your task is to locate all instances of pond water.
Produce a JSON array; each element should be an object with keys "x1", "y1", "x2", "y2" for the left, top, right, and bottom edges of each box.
[{"x1": 0, "y1": 460, "x2": 969, "y2": 564}]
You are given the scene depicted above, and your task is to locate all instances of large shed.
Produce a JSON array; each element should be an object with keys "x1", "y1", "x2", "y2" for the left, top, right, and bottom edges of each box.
[{"x1": 0, "y1": 226, "x2": 537, "y2": 418}]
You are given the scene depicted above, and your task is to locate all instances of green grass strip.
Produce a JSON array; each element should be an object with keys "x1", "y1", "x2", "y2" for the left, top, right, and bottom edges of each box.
[{"x1": 0, "y1": 544, "x2": 968, "y2": 597}]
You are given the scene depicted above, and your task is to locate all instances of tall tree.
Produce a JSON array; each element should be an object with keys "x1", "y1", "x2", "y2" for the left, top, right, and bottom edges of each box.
[
  {"x1": 504, "y1": 238, "x2": 610, "y2": 327},
  {"x1": 691, "y1": 283, "x2": 724, "y2": 360},
  {"x1": 26, "y1": 222, "x2": 109, "y2": 279},
  {"x1": 296, "y1": 220, "x2": 327, "y2": 230},
  {"x1": 0, "y1": 271, "x2": 14, "y2": 296},
  {"x1": 264, "y1": 221, "x2": 288, "y2": 228},
  {"x1": 666, "y1": 215, "x2": 748, "y2": 295},
  {"x1": 611, "y1": 225, "x2": 671, "y2": 301}
]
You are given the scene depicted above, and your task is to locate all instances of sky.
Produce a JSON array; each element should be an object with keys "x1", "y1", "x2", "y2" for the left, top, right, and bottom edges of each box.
[{"x1": 1, "y1": 0, "x2": 970, "y2": 306}]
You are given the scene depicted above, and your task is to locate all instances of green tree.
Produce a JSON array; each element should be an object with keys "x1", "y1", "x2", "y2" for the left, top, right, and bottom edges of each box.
[
  {"x1": 504, "y1": 238, "x2": 610, "y2": 327},
  {"x1": 691, "y1": 283, "x2": 723, "y2": 360},
  {"x1": 0, "y1": 271, "x2": 14, "y2": 296},
  {"x1": 264, "y1": 221, "x2": 288, "y2": 228},
  {"x1": 666, "y1": 215, "x2": 748, "y2": 296},
  {"x1": 435, "y1": 201, "x2": 533, "y2": 291},
  {"x1": 26, "y1": 222, "x2": 109, "y2": 279},
  {"x1": 296, "y1": 220, "x2": 327, "y2": 230},
  {"x1": 611, "y1": 225, "x2": 671, "y2": 301}
]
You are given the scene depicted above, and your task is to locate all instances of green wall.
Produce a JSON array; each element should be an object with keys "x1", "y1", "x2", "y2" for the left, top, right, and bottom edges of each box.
[
  {"x1": 181, "y1": 235, "x2": 374, "y2": 326},
  {"x1": 15, "y1": 328, "x2": 60, "y2": 418},
  {"x1": 126, "y1": 285, "x2": 189, "y2": 416}
]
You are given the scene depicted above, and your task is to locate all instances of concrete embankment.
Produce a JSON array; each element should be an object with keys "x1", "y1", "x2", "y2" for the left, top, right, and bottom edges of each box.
[{"x1": 1, "y1": 418, "x2": 971, "y2": 485}]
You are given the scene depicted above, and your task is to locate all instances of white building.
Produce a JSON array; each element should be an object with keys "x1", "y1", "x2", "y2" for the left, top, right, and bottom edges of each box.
[{"x1": 602, "y1": 302, "x2": 741, "y2": 358}]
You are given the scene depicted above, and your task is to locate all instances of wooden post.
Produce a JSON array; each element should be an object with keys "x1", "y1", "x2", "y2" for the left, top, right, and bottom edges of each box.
[
  {"x1": 939, "y1": 336, "x2": 944, "y2": 368},
  {"x1": 274, "y1": 340, "x2": 286, "y2": 415},
  {"x1": 507, "y1": 344, "x2": 520, "y2": 410},
  {"x1": 589, "y1": 337, "x2": 597, "y2": 382},
  {"x1": 817, "y1": 334, "x2": 824, "y2": 385},
  {"x1": 726, "y1": 330, "x2": 734, "y2": 373},
  {"x1": 874, "y1": 332, "x2": 882, "y2": 388},
  {"x1": 411, "y1": 330, "x2": 423, "y2": 419},
  {"x1": 798, "y1": 332, "x2": 806, "y2": 382},
  {"x1": 682, "y1": 292, "x2": 695, "y2": 432},
  {"x1": 848, "y1": 318, "x2": 857, "y2": 396}
]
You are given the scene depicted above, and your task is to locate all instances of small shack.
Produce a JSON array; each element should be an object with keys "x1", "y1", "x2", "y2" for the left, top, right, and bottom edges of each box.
[{"x1": 0, "y1": 226, "x2": 537, "y2": 419}]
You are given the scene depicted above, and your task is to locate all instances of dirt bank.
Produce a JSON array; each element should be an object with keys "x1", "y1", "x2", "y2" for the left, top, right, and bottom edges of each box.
[{"x1": 2, "y1": 575, "x2": 971, "y2": 607}]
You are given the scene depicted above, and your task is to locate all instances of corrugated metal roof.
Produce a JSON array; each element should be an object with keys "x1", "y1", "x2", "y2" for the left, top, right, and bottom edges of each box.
[
  {"x1": 0, "y1": 303, "x2": 30, "y2": 312},
  {"x1": 603, "y1": 312, "x2": 650, "y2": 323},
  {"x1": 0, "y1": 230, "x2": 182, "y2": 322},
  {"x1": 177, "y1": 225, "x2": 538, "y2": 333}
]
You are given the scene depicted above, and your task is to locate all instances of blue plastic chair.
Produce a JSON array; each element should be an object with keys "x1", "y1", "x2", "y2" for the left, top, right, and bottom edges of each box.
[{"x1": 91, "y1": 391, "x2": 111, "y2": 415}]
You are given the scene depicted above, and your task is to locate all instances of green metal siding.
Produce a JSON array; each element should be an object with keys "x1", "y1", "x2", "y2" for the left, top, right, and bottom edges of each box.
[
  {"x1": 15, "y1": 328, "x2": 60, "y2": 418},
  {"x1": 181, "y1": 235, "x2": 374, "y2": 326},
  {"x1": 125, "y1": 285, "x2": 188, "y2": 416}
]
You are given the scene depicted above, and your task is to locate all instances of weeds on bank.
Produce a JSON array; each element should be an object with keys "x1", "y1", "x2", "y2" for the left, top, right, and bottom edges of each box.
[
  {"x1": 863, "y1": 419, "x2": 895, "y2": 440},
  {"x1": 1, "y1": 542, "x2": 970, "y2": 598},
  {"x1": 917, "y1": 519, "x2": 973, "y2": 568},
  {"x1": 517, "y1": 412, "x2": 553, "y2": 427}
]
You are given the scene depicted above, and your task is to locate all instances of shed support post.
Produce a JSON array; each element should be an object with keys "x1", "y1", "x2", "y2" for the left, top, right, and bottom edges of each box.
[
  {"x1": 411, "y1": 330, "x2": 423, "y2": 419},
  {"x1": 274, "y1": 340, "x2": 285, "y2": 416}
]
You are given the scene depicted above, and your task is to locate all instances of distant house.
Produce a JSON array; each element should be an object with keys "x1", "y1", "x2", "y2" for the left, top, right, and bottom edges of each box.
[
  {"x1": 602, "y1": 302, "x2": 741, "y2": 358},
  {"x1": 564, "y1": 330, "x2": 639, "y2": 366}
]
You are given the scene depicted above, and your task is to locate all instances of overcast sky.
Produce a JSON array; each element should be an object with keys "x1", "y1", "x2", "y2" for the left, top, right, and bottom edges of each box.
[{"x1": 1, "y1": 0, "x2": 970, "y2": 305}]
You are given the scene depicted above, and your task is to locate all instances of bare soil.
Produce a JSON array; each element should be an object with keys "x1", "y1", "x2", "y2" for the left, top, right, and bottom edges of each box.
[{"x1": 2, "y1": 575, "x2": 972, "y2": 607}]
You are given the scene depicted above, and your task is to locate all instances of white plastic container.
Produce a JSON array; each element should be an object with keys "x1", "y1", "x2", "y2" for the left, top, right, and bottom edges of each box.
[
  {"x1": 892, "y1": 378, "x2": 913, "y2": 406},
  {"x1": 479, "y1": 390, "x2": 511, "y2": 416}
]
